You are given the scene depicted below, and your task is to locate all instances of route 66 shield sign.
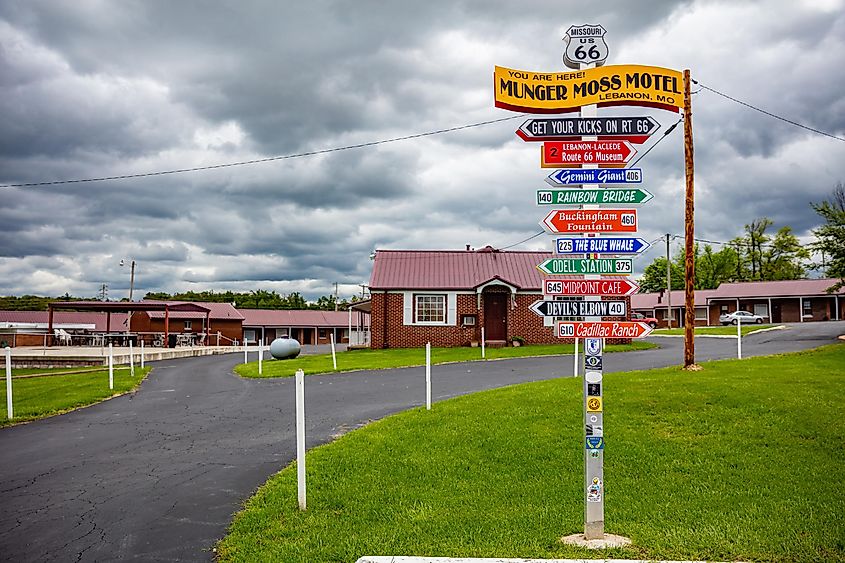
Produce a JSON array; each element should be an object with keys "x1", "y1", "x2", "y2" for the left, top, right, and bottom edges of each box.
[{"x1": 563, "y1": 24, "x2": 608, "y2": 69}]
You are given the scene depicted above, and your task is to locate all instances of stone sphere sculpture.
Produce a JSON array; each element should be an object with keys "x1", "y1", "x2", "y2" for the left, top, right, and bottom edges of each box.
[{"x1": 269, "y1": 337, "x2": 301, "y2": 360}]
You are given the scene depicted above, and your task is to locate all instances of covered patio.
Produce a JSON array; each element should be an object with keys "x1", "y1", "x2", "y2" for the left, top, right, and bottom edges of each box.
[{"x1": 47, "y1": 301, "x2": 211, "y2": 348}]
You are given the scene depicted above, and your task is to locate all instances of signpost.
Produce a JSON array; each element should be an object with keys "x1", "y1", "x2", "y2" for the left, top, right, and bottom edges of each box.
[
  {"x1": 541, "y1": 140, "x2": 635, "y2": 167},
  {"x1": 554, "y1": 236, "x2": 650, "y2": 255},
  {"x1": 537, "y1": 257, "x2": 632, "y2": 276},
  {"x1": 517, "y1": 116, "x2": 659, "y2": 143},
  {"x1": 540, "y1": 209, "x2": 637, "y2": 233},
  {"x1": 537, "y1": 188, "x2": 652, "y2": 205},
  {"x1": 530, "y1": 299, "x2": 627, "y2": 318},
  {"x1": 543, "y1": 278, "x2": 639, "y2": 297},
  {"x1": 546, "y1": 168, "x2": 642, "y2": 186},
  {"x1": 557, "y1": 321, "x2": 654, "y2": 339}
]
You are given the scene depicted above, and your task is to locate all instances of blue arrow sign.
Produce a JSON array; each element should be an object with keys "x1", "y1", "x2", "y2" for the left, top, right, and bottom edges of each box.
[
  {"x1": 546, "y1": 168, "x2": 642, "y2": 186},
  {"x1": 555, "y1": 237, "x2": 651, "y2": 255}
]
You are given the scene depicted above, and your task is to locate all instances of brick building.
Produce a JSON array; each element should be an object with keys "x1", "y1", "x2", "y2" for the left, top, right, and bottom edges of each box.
[
  {"x1": 239, "y1": 309, "x2": 357, "y2": 345},
  {"x1": 368, "y1": 247, "x2": 632, "y2": 349},
  {"x1": 129, "y1": 300, "x2": 244, "y2": 345}
]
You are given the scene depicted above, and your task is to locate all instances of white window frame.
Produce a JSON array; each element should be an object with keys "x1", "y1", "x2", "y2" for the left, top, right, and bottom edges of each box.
[
  {"x1": 803, "y1": 299, "x2": 812, "y2": 314},
  {"x1": 753, "y1": 303, "x2": 768, "y2": 318},
  {"x1": 403, "y1": 291, "x2": 457, "y2": 326},
  {"x1": 695, "y1": 306, "x2": 708, "y2": 321},
  {"x1": 415, "y1": 294, "x2": 446, "y2": 324},
  {"x1": 184, "y1": 320, "x2": 192, "y2": 330}
]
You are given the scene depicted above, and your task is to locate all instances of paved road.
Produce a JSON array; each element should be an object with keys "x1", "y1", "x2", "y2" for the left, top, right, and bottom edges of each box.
[{"x1": 1, "y1": 322, "x2": 842, "y2": 561}]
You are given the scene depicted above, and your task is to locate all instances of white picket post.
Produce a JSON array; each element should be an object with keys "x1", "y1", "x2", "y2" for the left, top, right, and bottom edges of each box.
[
  {"x1": 5, "y1": 347, "x2": 12, "y2": 420},
  {"x1": 108, "y1": 343, "x2": 114, "y2": 390},
  {"x1": 295, "y1": 369, "x2": 306, "y2": 510},
  {"x1": 573, "y1": 337, "x2": 579, "y2": 377},
  {"x1": 140, "y1": 340, "x2": 145, "y2": 369},
  {"x1": 425, "y1": 342, "x2": 431, "y2": 410},
  {"x1": 258, "y1": 341, "x2": 263, "y2": 375},
  {"x1": 737, "y1": 316, "x2": 742, "y2": 359},
  {"x1": 129, "y1": 340, "x2": 135, "y2": 377},
  {"x1": 330, "y1": 333, "x2": 337, "y2": 370},
  {"x1": 244, "y1": 340, "x2": 248, "y2": 364},
  {"x1": 481, "y1": 327, "x2": 486, "y2": 359}
]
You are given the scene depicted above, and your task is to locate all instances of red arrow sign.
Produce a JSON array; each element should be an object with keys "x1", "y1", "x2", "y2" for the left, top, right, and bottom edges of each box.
[
  {"x1": 541, "y1": 140, "x2": 635, "y2": 168},
  {"x1": 541, "y1": 209, "x2": 637, "y2": 233},
  {"x1": 544, "y1": 278, "x2": 640, "y2": 296},
  {"x1": 556, "y1": 321, "x2": 653, "y2": 339}
]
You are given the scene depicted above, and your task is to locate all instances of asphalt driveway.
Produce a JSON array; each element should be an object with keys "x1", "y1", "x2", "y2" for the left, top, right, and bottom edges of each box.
[{"x1": 0, "y1": 321, "x2": 842, "y2": 561}]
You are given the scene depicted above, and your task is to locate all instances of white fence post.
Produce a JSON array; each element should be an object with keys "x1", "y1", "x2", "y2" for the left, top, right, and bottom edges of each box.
[
  {"x1": 737, "y1": 317, "x2": 742, "y2": 359},
  {"x1": 295, "y1": 368, "x2": 307, "y2": 510},
  {"x1": 244, "y1": 340, "x2": 248, "y2": 364},
  {"x1": 5, "y1": 347, "x2": 12, "y2": 420},
  {"x1": 258, "y1": 341, "x2": 263, "y2": 375},
  {"x1": 140, "y1": 340, "x2": 145, "y2": 369},
  {"x1": 481, "y1": 327, "x2": 486, "y2": 359},
  {"x1": 330, "y1": 333, "x2": 337, "y2": 370},
  {"x1": 425, "y1": 342, "x2": 431, "y2": 410},
  {"x1": 108, "y1": 343, "x2": 114, "y2": 390},
  {"x1": 129, "y1": 340, "x2": 135, "y2": 377},
  {"x1": 573, "y1": 337, "x2": 579, "y2": 377}
]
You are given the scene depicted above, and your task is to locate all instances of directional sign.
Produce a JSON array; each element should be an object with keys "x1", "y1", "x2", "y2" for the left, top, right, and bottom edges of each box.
[
  {"x1": 556, "y1": 321, "x2": 653, "y2": 339},
  {"x1": 541, "y1": 140, "x2": 635, "y2": 168},
  {"x1": 546, "y1": 168, "x2": 642, "y2": 186},
  {"x1": 540, "y1": 209, "x2": 637, "y2": 233},
  {"x1": 517, "y1": 116, "x2": 659, "y2": 144},
  {"x1": 544, "y1": 278, "x2": 639, "y2": 297},
  {"x1": 537, "y1": 258, "x2": 632, "y2": 276},
  {"x1": 537, "y1": 188, "x2": 653, "y2": 205},
  {"x1": 530, "y1": 299, "x2": 627, "y2": 318},
  {"x1": 554, "y1": 237, "x2": 650, "y2": 255}
]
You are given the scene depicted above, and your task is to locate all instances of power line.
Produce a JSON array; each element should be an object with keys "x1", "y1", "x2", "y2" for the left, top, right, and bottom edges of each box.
[
  {"x1": 0, "y1": 114, "x2": 526, "y2": 189},
  {"x1": 693, "y1": 80, "x2": 845, "y2": 143}
]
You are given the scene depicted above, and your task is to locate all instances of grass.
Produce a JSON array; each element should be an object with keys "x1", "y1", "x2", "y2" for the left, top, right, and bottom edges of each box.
[
  {"x1": 0, "y1": 366, "x2": 150, "y2": 426},
  {"x1": 653, "y1": 324, "x2": 778, "y2": 337},
  {"x1": 235, "y1": 341, "x2": 657, "y2": 378},
  {"x1": 218, "y1": 344, "x2": 845, "y2": 562}
]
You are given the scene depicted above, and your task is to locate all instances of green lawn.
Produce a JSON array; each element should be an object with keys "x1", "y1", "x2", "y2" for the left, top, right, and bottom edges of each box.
[
  {"x1": 218, "y1": 344, "x2": 845, "y2": 562},
  {"x1": 0, "y1": 366, "x2": 150, "y2": 426},
  {"x1": 235, "y1": 341, "x2": 657, "y2": 378},
  {"x1": 653, "y1": 324, "x2": 778, "y2": 336}
]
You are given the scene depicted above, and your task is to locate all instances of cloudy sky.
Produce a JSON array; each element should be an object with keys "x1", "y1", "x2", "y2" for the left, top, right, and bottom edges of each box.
[{"x1": 2, "y1": 0, "x2": 844, "y2": 301}]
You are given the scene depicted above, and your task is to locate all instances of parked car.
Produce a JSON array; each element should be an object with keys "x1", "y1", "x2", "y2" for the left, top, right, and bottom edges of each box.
[
  {"x1": 631, "y1": 312, "x2": 659, "y2": 328},
  {"x1": 719, "y1": 310, "x2": 764, "y2": 325}
]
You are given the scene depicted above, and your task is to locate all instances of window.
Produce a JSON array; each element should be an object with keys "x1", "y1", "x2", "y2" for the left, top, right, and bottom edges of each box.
[
  {"x1": 416, "y1": 294, "x2": 446, "y2": 323},
  {"x1": 184, "y1": 321, "x2": 192, "y2": 330},
  {"x1": 803, "y1": 299, "x2": 812, "y2": 315},
  {"x1": 319, "y1": 329, "x2": 327, "y2": 338},
  {"x1": 244, "y1": 329, "x2": 255, "y2": 343},
  {"x1": 695, "y1": 307, "x2": 708, "y2": 320},
  {"x1": 461, "y1": 315, "x2": 476, "y2": 326},
  {"x1": 721, "y1": 305, "x2": 728, "y2": 313},
  {"x1": 753, "y1": 304, "x2": 768, "y2": 318}
]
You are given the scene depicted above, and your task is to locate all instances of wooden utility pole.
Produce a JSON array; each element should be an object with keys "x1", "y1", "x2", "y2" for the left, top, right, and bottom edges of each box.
[
  {"x1": 683, "y1": 69, "x2": 697, "y2": 369},
  {"x1": 666, "y1": 234, "x2": 672, "y2": 328}
]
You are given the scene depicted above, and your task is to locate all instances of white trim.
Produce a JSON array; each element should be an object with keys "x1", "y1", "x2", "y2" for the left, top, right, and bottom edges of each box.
[{"x1": 402, "y1": 291, "x2": 413, "y2": 325}]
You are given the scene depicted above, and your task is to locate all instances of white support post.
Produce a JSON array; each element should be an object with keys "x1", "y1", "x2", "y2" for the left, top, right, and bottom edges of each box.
[
  {"x1": 330, "y1": 333, "x2": 337, "y2": 370},
  {"x1": 140, "y1": 340, "x2": 145, "y2": 369},
  {"x1": 481, "y1": 327, "x2": 486, "y2": 359},
  {"x1": 244, "y1": 340, "x2": 248, "y2": 364},
  {"x1": 737, "y1": 316, "x2": 742, "y2": 359},
  {"x1": 425, "y1": 342, "x2": 431, "y2": 411},
  {"x1": 258, "y1": 341, "x2": 263, "y2": 375},
  {"x1": 129, "y1": 340, "x2": 135, "y2": 377},
  {"x1": 5, "y1": 347, "x2": 12, "y2": 420},
  {"x1": 573, "y1": 337, "x2": 579, "y2": 378},
  {"x1": 295, "y1": 369, "x2": 306, "y2": 510},
  {"x1": 108, "y1": 342, "x2": 114, "y2": 390}
]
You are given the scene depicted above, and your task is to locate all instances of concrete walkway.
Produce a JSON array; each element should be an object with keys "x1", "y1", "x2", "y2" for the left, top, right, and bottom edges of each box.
[{"x1": 0, "y1": 321, "x2": 841, "y2": 561}]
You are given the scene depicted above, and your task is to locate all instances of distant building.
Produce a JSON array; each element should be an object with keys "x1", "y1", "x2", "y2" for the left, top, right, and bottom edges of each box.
[{"x1": 239, "y1": 309, "x2": 362, "y2": 345}]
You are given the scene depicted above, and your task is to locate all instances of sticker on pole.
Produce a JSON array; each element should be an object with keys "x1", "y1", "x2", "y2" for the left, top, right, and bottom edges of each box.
[
  {"x1": 587, "y1": 476, "x2": 603, "y2": 502},
  {"x1": 587, "y1": 397, "x2": 603, "y2": 412},
  {"x1": 586, "y1": 436, "x2": 605, "y2": 449}
]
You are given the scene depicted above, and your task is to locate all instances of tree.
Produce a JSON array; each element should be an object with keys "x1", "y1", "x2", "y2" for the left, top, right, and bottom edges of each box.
[
  {"x1": 638, "y1": 256, "x2": 683, "y2": 293},
  {"x1": 696, "y1": 244, "x2": 740, "y2": 289},
  {"x1": 811, "y1": 182, "x2": 845, "y2": 292},
  {"x1": 761, "y1": 226, "x2": 809, "y2": 280},
  {"x1": 744, "y1": 218, "x2": 773, "y2": 280}
]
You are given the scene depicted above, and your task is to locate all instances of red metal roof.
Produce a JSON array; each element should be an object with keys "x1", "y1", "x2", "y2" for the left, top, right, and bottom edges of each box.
[
  {"x1": 709, "y1": 278, "x2": 845, "y2": 299},
  {"x1": 0, "y1": 311, "x2": 128, "y2": 331},
  {"x1": 369, "y1": 248, "x2": 565, "y2": 290},
  {"x1": 631, "y1": 290, "x2": 718, "y2": 310},
  {"x1": 240, "y1": 309, "x2": 356, "y2": 328},
  {"x1": 141, "y1": 301, "x2": 243, "y2": 320}
]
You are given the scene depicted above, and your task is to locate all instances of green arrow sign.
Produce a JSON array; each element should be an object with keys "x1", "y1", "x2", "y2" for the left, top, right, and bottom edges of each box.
[
  {"x1": 537, "y1": 188, "x2": 654, "y2": 205},
  {"x1": 537, "y1": 258, "x2": 633, "y2": 275},
  {"x1": 537, "y1": 188, "x2": 653, "y2": 205}
]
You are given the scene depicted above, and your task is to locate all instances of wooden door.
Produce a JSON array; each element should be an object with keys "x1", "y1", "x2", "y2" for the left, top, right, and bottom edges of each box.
[{"x1": 484, "y1": 294, "x2": 508, "y2": 340}]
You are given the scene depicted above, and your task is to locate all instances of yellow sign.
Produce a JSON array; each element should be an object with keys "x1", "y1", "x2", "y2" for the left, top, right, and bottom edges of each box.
[
  {"x1": 587, "y1": 396, "x2": 603, "y2": 412},
  {"x1": 493, "y1": 64, "x2": 683, "y2": 113}
]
